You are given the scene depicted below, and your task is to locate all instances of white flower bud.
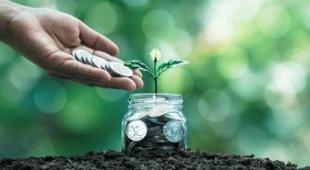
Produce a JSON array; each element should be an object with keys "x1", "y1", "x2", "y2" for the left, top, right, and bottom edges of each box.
[{"x1": 150, "y1": 48, "x2": 161, "y2": 61}]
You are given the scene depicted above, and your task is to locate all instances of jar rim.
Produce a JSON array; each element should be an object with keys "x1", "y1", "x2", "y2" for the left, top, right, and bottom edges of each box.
[{"x1": 129, "y1": 93, "x2": 183, "y2": 104}]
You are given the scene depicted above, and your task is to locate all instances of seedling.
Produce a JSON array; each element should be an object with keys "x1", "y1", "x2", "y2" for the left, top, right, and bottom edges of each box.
[{"x1": 125, "y1": 49, "x2": 189, "y2": 94}]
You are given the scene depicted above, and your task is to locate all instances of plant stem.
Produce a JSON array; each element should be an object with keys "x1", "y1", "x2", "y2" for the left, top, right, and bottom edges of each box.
[
  {"x1": 154, "y1": 57, "x2": 157, "y2": 94},
  {"x1": 154, "y1": 77, "x2": 158, "y2": 94}
]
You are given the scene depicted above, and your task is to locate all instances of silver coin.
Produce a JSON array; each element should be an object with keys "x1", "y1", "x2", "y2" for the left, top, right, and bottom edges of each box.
[
  {"x1": 108, "y1": 62, "x2": 133, "y2": 77},
  {"x1": 163, "y1": 120, "x2": 184, "y2": 143},
  {"x1": 81, "y1": 55, "x2": 88, "y2": 64},
  {"x1": 164, "y1": 112, "x2": 184, "y2": 121},
  {"x1": 73, "y1": 49, "x2": 92, "y2": 62},
  {"x1": 101, "y1": 64, "x2": 108, "y2": 70},
  {"x1": 72, "y1": 49, "x2": 134, "y2": 78},
  {"x1": 72, "y1": 51, "x2": 79, "y2": 61},
  {"x1": 126, "y1": 120, "x2": 147, "y2": 142},
  {"x1": 86, "y1": 55, "x2": 93, "y2": 65},
  {"x1": 73, "y1": 51, "x2": 82, "y2": 61},
  {"x1": 91, "y1": 55, "x2": 108, "y2": 68},
  {"x1": 72, "y1": 49, "x2": 79, "y2": 60},
  {"x1": 127, "y1": 111, "x2": 148, "y2": 121}
]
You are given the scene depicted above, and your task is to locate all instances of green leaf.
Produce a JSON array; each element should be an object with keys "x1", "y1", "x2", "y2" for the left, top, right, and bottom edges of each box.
[
  {"x1": 125, "y1": 60, "x2": 155, "y2": 77},
  {"x1": 156, "y1": 59, "x2": 189, "y2": 77}
]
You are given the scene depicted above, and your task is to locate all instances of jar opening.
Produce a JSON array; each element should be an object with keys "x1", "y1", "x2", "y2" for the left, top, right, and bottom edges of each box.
[{"x1": 129, "y1": 93, "x2": 183, "y2": 105}]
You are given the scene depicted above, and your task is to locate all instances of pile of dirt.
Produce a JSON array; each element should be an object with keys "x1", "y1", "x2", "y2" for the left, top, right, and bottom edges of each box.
[{"x1": 0, "y1": 149, "x2": 309, "y2": 170}]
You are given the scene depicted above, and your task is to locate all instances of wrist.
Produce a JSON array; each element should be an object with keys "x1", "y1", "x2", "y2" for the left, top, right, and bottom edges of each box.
[{"x1": 0, "y1": 1, "x2": 25, "y2": 40}]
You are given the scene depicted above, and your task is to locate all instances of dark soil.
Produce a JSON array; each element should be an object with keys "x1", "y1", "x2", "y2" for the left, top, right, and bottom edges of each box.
[{"x1": 0, "y1": 149, "x2": 309, "y2": 170}]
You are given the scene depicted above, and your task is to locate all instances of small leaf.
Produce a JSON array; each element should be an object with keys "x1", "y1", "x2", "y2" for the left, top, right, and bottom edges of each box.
[
  {"x1": 156, "y1": 59, "x2": 189, "y2": 77},
  {"x1": 125, "y1": 60, "x2": 155, "y2": 77}
]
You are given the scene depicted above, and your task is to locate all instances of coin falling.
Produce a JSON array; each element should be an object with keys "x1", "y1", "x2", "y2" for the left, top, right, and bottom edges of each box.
[{"x1": 72, "y1": 49, "x2": 133, "y2": 77}]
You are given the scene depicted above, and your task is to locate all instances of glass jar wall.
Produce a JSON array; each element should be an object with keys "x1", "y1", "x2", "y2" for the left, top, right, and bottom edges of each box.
[{"x1": 122, "y1": 93, "x2": 187, "y2": 153}]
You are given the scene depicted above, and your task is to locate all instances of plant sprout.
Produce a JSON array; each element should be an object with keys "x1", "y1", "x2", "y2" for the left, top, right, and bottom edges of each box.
[{"x1": 125, "y1": 48, "x2": 189, "y2": 94}]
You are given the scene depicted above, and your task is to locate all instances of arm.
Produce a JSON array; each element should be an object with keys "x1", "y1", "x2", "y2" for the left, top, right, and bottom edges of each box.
[{"x1": 0, "y1": 1, "x2": 143, "y2": 90}]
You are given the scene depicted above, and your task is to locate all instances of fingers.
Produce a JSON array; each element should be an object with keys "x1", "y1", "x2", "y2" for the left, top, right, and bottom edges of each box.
[
  {"x1": 47, "y1": 51, "x2": 144, "y2": 90},
  {"x1": 62, "y1": 60, "x2": 112, "y2": 81},
  {"x1": 101, "y1": 77, "x2": 136, "y2": 91},
  {"x1": 71, "y1": 76, "x2": 143, "y2": 91},
  {"x1": 131, "y1": 75, "x2": 144, "y2": 88},
  {"x1": 133, "y1": 70, "x2": 142, "y2": 78},
  {"x1": 79, "y1": 22, "x2": 119, "y2": 56},
  {"x1": 52, "y1": 52, "x2": 111, "y2": 81},
  {"x1": 50, "y1": 46, "x2": 144, "y2": 90},
  {"x1": 47, "y1": 69, "x2": 143, "y2": 90}
]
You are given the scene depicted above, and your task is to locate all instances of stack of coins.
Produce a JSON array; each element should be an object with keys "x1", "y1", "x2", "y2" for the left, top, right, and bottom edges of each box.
[
  {"x1": 124, "y1": 114, "x2": 186, "y2": 153},
  {"x1": 72, "y1": 49, "x2": 133, "y2": 77}
]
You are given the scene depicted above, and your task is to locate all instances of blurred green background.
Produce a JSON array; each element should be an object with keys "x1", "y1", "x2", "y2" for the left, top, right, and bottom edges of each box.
[{"x1": 0, "y1": 0, "x2": 309, "y2": 167}]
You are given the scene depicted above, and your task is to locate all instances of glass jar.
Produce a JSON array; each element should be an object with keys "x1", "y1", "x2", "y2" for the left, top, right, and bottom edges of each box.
[{"x1": 122, "y1": 93, "x2": 187, "y2": 153}]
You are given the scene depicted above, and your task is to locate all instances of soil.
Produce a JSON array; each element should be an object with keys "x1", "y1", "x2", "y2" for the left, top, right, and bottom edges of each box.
[{"x1": 0, "y1": 149, "x2": 309, "y2": 170}]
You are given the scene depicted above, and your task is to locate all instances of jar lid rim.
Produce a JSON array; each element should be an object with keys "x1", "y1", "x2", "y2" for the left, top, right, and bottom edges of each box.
[
  {"x1": 130, "y1": 93, "x2": 182, "y2": 97},
  {"x1": 129, "y1": 93, "x2": 183, "y2": 103}
]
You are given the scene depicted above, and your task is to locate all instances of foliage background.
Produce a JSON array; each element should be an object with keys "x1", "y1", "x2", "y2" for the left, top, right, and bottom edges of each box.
[{"x1": 0, "y1": 0, "x2": 309, "y2": 167}]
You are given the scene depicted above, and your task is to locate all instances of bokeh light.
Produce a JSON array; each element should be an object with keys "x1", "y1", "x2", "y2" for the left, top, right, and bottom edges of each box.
[
  {"x1": 85, "y1": 2, "x2": 118, "y2": 34},
  {"x1": 0, "y1": 0, "x2": 310, "y2": 167}
]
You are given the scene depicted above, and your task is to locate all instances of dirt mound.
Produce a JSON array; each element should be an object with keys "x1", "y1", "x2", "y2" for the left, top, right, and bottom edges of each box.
[{"x1": 1, "y1": 149, "x2": 309, "y2": 170}]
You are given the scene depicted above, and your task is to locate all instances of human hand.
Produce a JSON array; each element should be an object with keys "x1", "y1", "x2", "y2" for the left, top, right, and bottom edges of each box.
[{"x1": 0, "y1": 3, "x2": 143, "y2": 91}]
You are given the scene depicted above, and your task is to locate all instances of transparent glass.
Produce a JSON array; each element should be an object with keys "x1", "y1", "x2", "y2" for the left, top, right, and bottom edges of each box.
[{"x1": 122, "y1": 93, "x2": 187, "y2": 153}]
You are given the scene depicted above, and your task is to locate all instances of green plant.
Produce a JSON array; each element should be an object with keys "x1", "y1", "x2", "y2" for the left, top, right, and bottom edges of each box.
[{"x1": 125, "y1": 49, "x2": 189, "y2": 94}]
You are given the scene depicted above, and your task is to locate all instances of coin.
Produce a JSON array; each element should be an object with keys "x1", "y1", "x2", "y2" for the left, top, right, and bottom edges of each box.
[
  {"x1": 101, "y1": 64, "x2": 107, "y2": 70},
  {"x1": 73, "y1": 49, "x2": 92, "y2": 62},
  {"x1": 104, "y1": 64, "x2": 112, "y2": 72},
  {"x1": 108, "y1": 62, "x2": 133, "y2": 77},
  {"x1": 163, "y1": 120, "x2": 184, "y2": 143},
  {"x1": 147, "y1": 105, "x2": 175, "y2": 117},
  {"x1": 72, "y1": 49, "x2": 134, "y2": 78},
  {"x1": 91, "y1": 55, "x2": 108, "y2": 68},
  {"x1": 80, "y1": 52, "x2": 89, "y2": 64},
  {"x1": 164, "y1": 112, "x2": 184, "y2": 121},
  {"x1": 86, "y1": 55, "x2": 93, "y2": 65},
  {"x1": 126, "y1": 120, "x2": 147, "y2": 142},
  {"x1": 127, "y1": 111, "x2": 148, "y2": 121}
]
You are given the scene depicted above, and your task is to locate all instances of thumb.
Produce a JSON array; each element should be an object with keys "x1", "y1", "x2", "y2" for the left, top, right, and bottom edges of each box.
[{"x1": 79, "y1": 21, "x2": 119, "y2": 56}]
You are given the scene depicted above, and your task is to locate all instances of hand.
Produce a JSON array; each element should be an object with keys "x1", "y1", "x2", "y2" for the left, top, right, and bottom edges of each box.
[{"x1": 1, "y1": 4, "x2": 143, "y2": 91}]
